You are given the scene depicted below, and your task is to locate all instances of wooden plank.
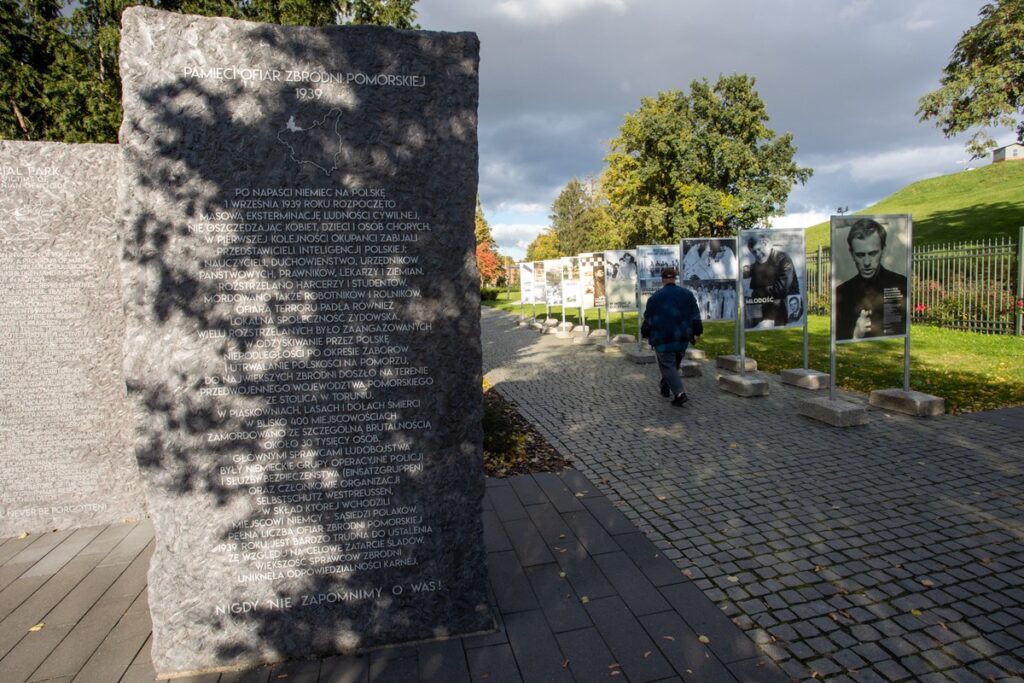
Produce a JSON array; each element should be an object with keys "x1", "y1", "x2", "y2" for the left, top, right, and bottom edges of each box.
[
  {"x1": 72, "y1": 589, "x2": 152, "y2": 683},
  {"x1": 96, "y1": 522, "x2": 153, "y2": 569},
  {"x1": 0, "y1": 622, "x2": 73, "y2": 683},
  {"x1": 22, "y1": 527, "x2": 103, "y2": 579},
  {"x1": 76, "y1": 524, "x2": 137, "y2": 561},
  {"x1": 27, "y1": 549, "x2": 148, "y2": 682},
  {"x1": 0, "y1": 552, "x2": 105, "y2": 659},
  {"x1": 0, "y1": 536, "x2": 38, "y2": 567}
]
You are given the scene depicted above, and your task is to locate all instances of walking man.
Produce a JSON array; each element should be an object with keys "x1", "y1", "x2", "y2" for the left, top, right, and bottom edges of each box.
[{"x1": 642, "y1": 267, "x2": 703, "y2": 407}]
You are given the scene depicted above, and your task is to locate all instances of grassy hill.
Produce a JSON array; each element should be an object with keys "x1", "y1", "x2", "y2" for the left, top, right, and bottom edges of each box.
[{"x1": 803, "y1": 161, "x2": 1024, "y2": 251}]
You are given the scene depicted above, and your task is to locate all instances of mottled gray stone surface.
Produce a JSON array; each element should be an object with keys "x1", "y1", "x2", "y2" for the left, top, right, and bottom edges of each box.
[
  {"x1": 0, "y1": 141, "x2": 145, "y2": 536},
  {"x1": 716, "y1": 354, "x2": 757, "y2": 372},
  {"x1": 718, "y1": 373, "x2": 770, "y2": 397},
  {"x1": 869, "y1": 388, "x2": 945, "y2": 416},
  {"x1": 798, "y1": 396, "x2": 869, "y2": 427},
  {"x1": 781, "y1": 367, "x2": 830, "y2": 390},
  {"x1": 118, "y1": 7, "x2": 489, "y2": 676}
]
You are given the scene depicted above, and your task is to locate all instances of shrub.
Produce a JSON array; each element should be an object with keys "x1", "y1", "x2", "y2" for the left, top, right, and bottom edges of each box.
[{"x1": 480, "y1": 287, "x2": 501, "y2": 301}]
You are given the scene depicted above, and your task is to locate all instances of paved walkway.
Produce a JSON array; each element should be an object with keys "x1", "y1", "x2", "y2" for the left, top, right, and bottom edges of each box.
[
  {"x1": 483, "y1": 307, "x2": 1024, "y2": 682},
  {"x1": 0, "y1": 472, "x2": 785, "y2": 683}
]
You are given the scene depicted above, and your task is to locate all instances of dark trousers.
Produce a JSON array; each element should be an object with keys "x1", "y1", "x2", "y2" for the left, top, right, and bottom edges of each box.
[{"x1": 656, "y1": 350, "x2": 685, "y2": 397}]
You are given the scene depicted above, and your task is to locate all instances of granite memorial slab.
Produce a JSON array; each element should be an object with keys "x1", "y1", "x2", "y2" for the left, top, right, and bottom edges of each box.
[
  {"x1": 118, "y1": 7, "x2": 490, "y2": 676},
  {"x1": 0, "y1": 141, "x2": 145, "y2": 536}
]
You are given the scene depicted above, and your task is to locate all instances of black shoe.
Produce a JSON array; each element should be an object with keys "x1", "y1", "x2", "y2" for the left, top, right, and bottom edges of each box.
[
  {"x1": 660, "y1": 385, "x2": 671, "y2": 398},
  {"x1": 671, "y1": 393, "x2": 689, "y2": 407}
]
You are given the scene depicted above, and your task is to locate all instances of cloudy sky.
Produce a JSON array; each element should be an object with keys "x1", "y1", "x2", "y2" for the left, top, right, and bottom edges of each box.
[{"x1": 415, "y1": 0, "x2": 1010, "y2": 260}]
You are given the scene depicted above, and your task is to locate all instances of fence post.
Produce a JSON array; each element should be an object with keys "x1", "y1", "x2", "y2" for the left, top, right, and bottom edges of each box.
[{"x1": 1017, "y1": 226, "x2": 1023, "y2": 336}]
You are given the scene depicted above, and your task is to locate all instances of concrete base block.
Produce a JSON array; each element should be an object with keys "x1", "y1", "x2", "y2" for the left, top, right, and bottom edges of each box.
[
  {"x1": 869, "y1": 389, "x2": 945, "y2": 417},
  {"x1": 554, "y1": 330, "x2": 573, "y2": 339},
  {"x1": 589, "y1": 329, "x2": 608, "y2": 339},
  {"x1": 572, "y1": 326, "x2": 591, "y2": 337},
  {"x1": 611, "y1": 334, "x2": 636, "y2": 344},
  {"x1": 685, "y1": 348, "x2": 706, "y2": 360},
  {"x1": 718, "y1": 373, "x2": 769, "y2": 397},
  {"x1": 571, "y1": 333, "x2": 594, "y2": 345},
  {"x1": 781, "y1": 368, "x2": 830, "y2": 390},
  {"x1": 517, "y1": 319, "x2": 533, "y2": 328},
  {"x1": 679, "y1": 360, "x2": 702, "y2": 377},
  {"x1": 543, "y1": 318, "x2": 560, "y2": 328},
  {"x1": 597, "y1": 342, "x2": 623, "y2": 355},
  {"x1": 530, "y1": 320, "x2": 545, "y2": 332},
  {"x1": 716, "y1": 355, "x2": 757, "y2": 373},
  {"x1": 799, "y1": 397, "x2": 869, "y2": 427},
  {"x1": 624, "y1": 347, "x2": 656, "y2": 364}
]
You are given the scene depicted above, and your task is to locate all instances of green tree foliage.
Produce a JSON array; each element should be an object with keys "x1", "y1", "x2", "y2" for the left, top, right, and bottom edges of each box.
[
  {"x1": 917, "y1": 0, "x2": 1024, "y2": 159},
  {"x1": 0, "y1": 0, "x2": 419, "y2": 143},
  {"x1": 549, "y1": 177, "x2": 616, "y2": 254},
  {"x1": 525, "y1": 230, "x2": 560, "y2": 261},
  {"x1": 475, "y1": 197, "x2": 495, "y2": 246},
  {"x1": 602, "y1": 74, "x2": 812, "y2": 243}
]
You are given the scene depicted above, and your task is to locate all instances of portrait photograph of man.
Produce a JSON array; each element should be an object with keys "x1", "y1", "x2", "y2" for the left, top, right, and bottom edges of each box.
[
  {"x1": 739, "y1": 228, "x2": 806, "y2": 330},
  {"x1": 831, "y1": 216, "x2": 910, "y2": 342}
]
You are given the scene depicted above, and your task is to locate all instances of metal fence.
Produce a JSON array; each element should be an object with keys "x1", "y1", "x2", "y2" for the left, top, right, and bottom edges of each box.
[{"x1": 806, "y1": 227, "x2": 1024, "y2": 335}]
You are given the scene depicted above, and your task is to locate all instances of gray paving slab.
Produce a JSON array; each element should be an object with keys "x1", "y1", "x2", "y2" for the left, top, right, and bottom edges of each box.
[
  {"x1": 417, "y1": 638, "x2": 470, "y2": 683},
  {"x1": 504, "y1": 609, "x2": 574, "y2": 683},
  {"x1": 480, "y1": 306, "x2": 1024, "y2": 682},
  {"x1": 555, "y1": 626, "x2": 620, "y2": 683}
]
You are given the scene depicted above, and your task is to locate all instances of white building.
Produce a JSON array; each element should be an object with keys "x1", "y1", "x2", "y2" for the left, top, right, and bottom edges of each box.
[{"x1": 992, "y1": 142, "x2": 1024, "y2": 162}]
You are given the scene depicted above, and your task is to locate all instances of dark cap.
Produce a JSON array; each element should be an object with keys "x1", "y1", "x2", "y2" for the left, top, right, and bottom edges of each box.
[{"x1": 660, "y1": 266, "x2": 677, "y2": 279}]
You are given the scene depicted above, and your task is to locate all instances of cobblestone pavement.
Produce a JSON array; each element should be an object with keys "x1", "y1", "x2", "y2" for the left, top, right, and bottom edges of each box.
[{"x1": 482, "y1": 308, "x2": 1024, "y2": 683}]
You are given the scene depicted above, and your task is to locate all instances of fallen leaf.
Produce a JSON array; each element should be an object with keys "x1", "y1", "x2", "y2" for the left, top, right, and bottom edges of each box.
[
  {"x1": 921, "y1": 579, "x2": 934, "y2": 587},
  {"x1": 561, "y1": 659, "x2": 569, "y2": 669},
  {"x1": 17, "y1": 532, "x2": 29, "y2": 539},
  {"x1": 911, "y1": 609, "x2": 923, "y2": 616},
  {"x1": 662, "y1": 635, "x2": 675, "y2": 641},
  {"x1": 608, "y1": 663, "x2": 621, "y2": 669},
  {"x1": 610, "y1": 672, "x2": 621, "y2": 677},
  {"x1": 575, "y1": 492, "x2": 585, "y2": 498},
  {"x1": 727, "y1": 575, "x2": 739, "y2": 583},
  {"x1": 28, "y1": 623, "x2": 44, "y2": 632},
  {"x1": 643, "y1": 650, "x2": 652, "y2": 658},
  {"x1": 698, "y1": 635, "x2": 710, "y2": 644},
  {"x1": 558, "y1": 571, "x2": 567, "y2": 578},
  {"x1": 581, "y1": 596, "x2": 590, "y2": 604},
  {"x1": 683, "y1": 569, "x2": 693, "y2": 578},
  {"x1": 980, "y1": 557, "x2": 993, "y2": 565},
  {"x1": 729, "y1": 443, "x2": 737, "y2": 448}
]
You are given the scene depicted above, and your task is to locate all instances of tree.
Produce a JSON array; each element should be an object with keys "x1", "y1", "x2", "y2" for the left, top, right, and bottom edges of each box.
[
  {"x1": 0, "y1": 0, "x2": 420, "y2": 144},
  {"x1": 474, "y1": 197, "x2": 495, "y2": 246},
  {"x1": 475, "y1": 242, "x2": 502, "y2": 285},
  {"x1": 338, "y1": 0, "x2": 419, "y2": 29},
  {"x1": 602, "y1": 74, "x2": 812, "y2": 243},
  {"x1": 918, "y1": 0, "x2": 1024, "y2": 159},
  {"x1": 549, "y1": 177, "x2": 616, "y2": 254},
  {"x1": 525, "y1": 230, "x2": 560, "y2": 261}
]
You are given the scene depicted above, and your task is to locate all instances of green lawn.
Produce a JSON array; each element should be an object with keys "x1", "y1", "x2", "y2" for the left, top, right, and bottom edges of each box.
[
  {"x1": 486, "y1": 297, "x2": 1024, "y2": 414},
  {"x1": 803, "y1": 161, "x2": 1024, "y2": 251}
]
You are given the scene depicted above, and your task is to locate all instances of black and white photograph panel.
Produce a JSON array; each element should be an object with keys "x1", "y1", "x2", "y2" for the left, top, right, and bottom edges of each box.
[
  {"x1": 604, "y1": 249, "x2": 638, "y2": 313},
  {"x1": 544, "y1": 258, "x2": 563, "y2": 306},
  {"x1": 739, "y1": 228, "x2": 807, "y2": 331},
  {"x1": 831, "y1": 215, "x2": 910, "y2": 342},
  {"x1": 684, "y1": 279, "x2": 739, "y2": 322},
  {"x1": 681, "y1": 238, "x2": 738, "y2": 282}
]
